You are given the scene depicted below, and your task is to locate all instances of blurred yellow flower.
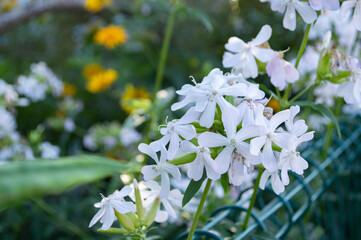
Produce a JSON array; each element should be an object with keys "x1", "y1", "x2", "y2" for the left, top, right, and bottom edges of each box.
[
  {"x1": 94, "y1": 25, "x2": 128, "y2": 49},
  {"x1": 84, "y1": 0, "x2": 112, "y2": 12},
  {"x1": 86, "y1": 69, "x2": 118, "y2": 93},
  {"x1": 83, "y1": 63, "x2": 104, "y2": 80},
  {"x1": 266, "y1": 97, "x2": 280, "y2": 113},
  {"x1": 121, "y1": 84, "x2": 151, "y2": 114},
  {"x1": 1, "y1": 0, "x2": 17, "y2": 11},
  {"x1": 62, "y1": 83, "x2": 77, "y2": 96}
]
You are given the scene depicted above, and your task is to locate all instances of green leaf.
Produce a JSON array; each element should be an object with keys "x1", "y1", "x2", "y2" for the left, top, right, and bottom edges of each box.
[
  {"x1": 0, "y1": 155, "x2": 137, "y2": 208},
  {"x1": 292, "y1": 101, "x2": 341, "y2": 139},
  {"x1": 182, "y1": 171, "x2": 207, "y2": 207},
  {"x1": 220, "y1": 173, "x2": 229, "y2": 194}
]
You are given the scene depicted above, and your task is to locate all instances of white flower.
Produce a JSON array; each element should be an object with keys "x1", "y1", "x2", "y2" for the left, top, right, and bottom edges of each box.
[
  {"x1": 259, "y1": 170, "x2": 285, "y2": 194},
  {"x1": 171, "y1": 68, "x2": 248, "y2": 128},
  {"x1": 314, "y1": 82, "x2": 339, "y2": 107},
  {"x1": 140, "y1": 181, "x2": 183, "y2": 223},
  {"x1": 250, "y1": 109, "x2": 290, "y2": 172},
  {"x1": 337, "y1": 58, "x2": 361, "y2": 105},
  {"x1": 198, "y1": 107, "x2": 264, "y2": 175},
  {"x1": 31, "y1": 62, "x2": 64, "y2": 97},
  {"x1": 297, "y1": 46, "x2": 320, "y2": 75},
  {"x1": 309, "y1": 0, "x2": 340, "y2": 10},
  {"x1": 0, "y1": 79, "x2": 19, "y2": 105},
  {"x1": 16, "y1": 75, "x2": 48, "y2": 102},
  {"x1": 266, "y1": 53, "x2": 299, "y2": 90},
  {"x1": 180, "y1": 141, "x2": 220, "y2": 181},
  {"x1": 89, "y1": 187, "x2": 136, "y2": 230},
  {"x1": 340, "y1": 0, "x2": 361, "y2": 31},
  {"x1": 120, "y1": 128, "x2": 142, "y2": 147},
  {"x1": 39, "y1": 142, "x2": 60, "y2": 159},
  {"x1": 139, "y1": 143, "x2": 181, "y2": 197},
  {"x1": 0, "y1": 107, "x2": 16, "y2": 138},
  {"x1": 153, "y1": 113, "x2": 197, "y2": 160},
  {"x1": 64, "y1": 118, "x2": 76, "y2": 132},
  {"x1": 271, "y1": 0, "x2": 317, "y2": 31},
  {"x1": 83, "y1": 135, "x2": 96, "y2": 151},
  {"x1": 222, "y1": 25, "x2": 275, "y2": 78}
]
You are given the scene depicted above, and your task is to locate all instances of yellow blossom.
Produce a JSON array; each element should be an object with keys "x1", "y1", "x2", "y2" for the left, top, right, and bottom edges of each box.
[
  {"x1": 94, "y1": 25, "x2": 128, "y2": 49},
  {"x1": 84, "y1": 0, "x2": 112, "y2": 12},
  {"x1": 62, "y1": 83, "x2": 77, "y2": 96},
  {"x1": 120, "y1": 84, "x2": 151, "y2": 114},
  {"x1": 86, "y1": 69, "x2": 118, "y2": 93},
  {"x1": 83, "y1": 63, "x2": 104, "y2": 80},
  {"x1": 1, "y1": 0, "x2": 17, "y2": 11}
]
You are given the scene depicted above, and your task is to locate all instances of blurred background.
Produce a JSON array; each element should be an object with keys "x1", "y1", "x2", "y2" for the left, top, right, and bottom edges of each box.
[{"x1": 0, "y1": 0, "x2": 360, "y2": 239}]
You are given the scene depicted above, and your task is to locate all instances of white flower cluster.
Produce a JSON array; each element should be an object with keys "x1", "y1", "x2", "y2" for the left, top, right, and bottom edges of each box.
[
  {"x1": 89, "y1": 25, "x2": 314, "y2": 231},
  {"x1": 260, "y1": 0, "x2": 361, "y2": 32},
  {"x1": 16, "y1": 62, "x2": 63, "y2": 102}
]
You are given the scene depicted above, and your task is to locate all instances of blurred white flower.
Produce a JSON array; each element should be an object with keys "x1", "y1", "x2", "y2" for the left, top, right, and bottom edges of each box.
[
  {"x1": 0, "y1": 79, "x2": 19, "y2": 105},
  {"x1": 270, "y1": 0, "x2": 317, "y2": 31},
  {"x1": 17, "y1": 75, "x2": 48, "y2": 102},
  {"x1": 89, "y1": 187, "x2": 136, "y2": 230},
  {"x1": 64, "y1": 118, "x2": 76, "y2": 132},
  {"x1": 39, "y1": 142, "x2": 60, "y2": 159},
  {"x1": 30, "y1": 62, "x2": 64, "y2": 97},
  {"x1": 0, "y1": 107, "x2": 17, "y2": 138},
  {"x1": 83, "y1": 135, "x2": 96, "y2": 151},
  {"x1": 314, "y1": 82, "x2": 339, "y2": 107},
  {"x1": 337, "y1": 57, "x2": 361, "y2": 106},
  {"x1": 223, "y1": 25, "x2": 274, "y2": 78},
  {"x1": 340, "y1": 0, "x2": 361, "y2": 31},
  {"x1": 297, "y1": 46, "x2": 320, "y2": 75},
  {"x1": 119, "y1": 128, "x2": 141, "y2": 147}
]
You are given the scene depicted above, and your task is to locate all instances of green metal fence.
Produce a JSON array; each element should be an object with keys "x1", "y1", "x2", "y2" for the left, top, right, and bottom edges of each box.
[{"x1": 177, "y1": 119, "x2": 361, "y2": 239}]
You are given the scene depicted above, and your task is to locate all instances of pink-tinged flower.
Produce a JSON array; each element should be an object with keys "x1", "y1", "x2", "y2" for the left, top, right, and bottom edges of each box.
[
  {"x1": 309, "y1": 0, "x2": 340, "y2": 10},
  {"x1": 340, "y1": 0, "x2": 361, "y2": 31},
  {"x1": 266, "y1": 53, "x2": 299, "y2": 90},
  {"x1": 222, "y1": 25, "x2": 275, "y2": 78},
  {"x1": 270, "y1": 0, "x2": 317, "y2": 31}
]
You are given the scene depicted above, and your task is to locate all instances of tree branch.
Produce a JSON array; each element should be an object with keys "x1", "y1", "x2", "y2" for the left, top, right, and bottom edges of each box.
[{"x1": 0, "y1": 0, "x2": 86, "y2": 35}]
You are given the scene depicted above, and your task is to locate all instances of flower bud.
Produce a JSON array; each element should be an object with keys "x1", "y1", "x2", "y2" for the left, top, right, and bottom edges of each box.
[
  {"x1": 143, "y1": 197, "x2": 160, "y2": 227},
  {"x1": 114, "y1": 211, "x2": 135, "y2": 231},
  {"x1": 133, "y1": 179, "x2": 145, "y2": 221}
]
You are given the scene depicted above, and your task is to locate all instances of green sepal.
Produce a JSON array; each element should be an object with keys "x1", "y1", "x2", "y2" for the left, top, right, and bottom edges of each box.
[
  {"x1": 97, "y1": 227, "x2": 129, "y2": 234},
  {"x1": 133, "y1": 182, "x2": 145, "y2": 222},
  {"x1": 168, "y1": 153, "x2": 196, "y2": 166},
  {"x1": 143, "y1": 198, "x2": 160, "y2": 227},
  {"x1": 126, "y1": 212, "x2": 140, "y2": 228},
  {"x1": 114, "y1": 211, "x2": 135, "y2": 231}
]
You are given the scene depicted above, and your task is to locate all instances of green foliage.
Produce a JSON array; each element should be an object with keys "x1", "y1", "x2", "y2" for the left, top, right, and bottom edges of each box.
[
  {"x1": 182, "y1": 171, "x2": 207, "y2": 207},
  {"x1": 0, "y1": 155, "x2": 138, "y2": 208}
]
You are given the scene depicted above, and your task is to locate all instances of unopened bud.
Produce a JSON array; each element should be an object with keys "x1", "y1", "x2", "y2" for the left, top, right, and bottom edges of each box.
[
  {"x1": 114, "y1": 211, "x2": 135, "y2": 231},
  {"x1": 143, "y1": 197, "x2": 160, "y2": 227}
]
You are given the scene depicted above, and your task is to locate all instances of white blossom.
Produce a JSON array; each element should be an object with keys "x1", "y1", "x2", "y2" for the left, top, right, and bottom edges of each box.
[
  {"x1": 16, "y1": 75, "x2": 48, "y2": 102},
  {"x1": 119, "y1": 128, "x2": 142, "y2": 147},
  {"x1": 340, "y1": 0, "x2": 361, "y2": 31},
  {"x1": 30, "y1": 62, "x2": 64, "y2": 97},
  {"x1": 337, "y1": 57, "x2": 361, "y2": 106},
  {"x1": 139, "y1": 143, "x2": 181, "y2": 197},
  {"x1": 222, "y1": 25, "x2": 274, "y2": 78},
  {"x1": 39, "y1": 142, "x2": 60, "y2": 159},
  {"x1": 89, "y1": 187, "x2": 136, "y2": 230},
  {"x1": 270, "y1": 0, "x2": 317, "y2": 31}
]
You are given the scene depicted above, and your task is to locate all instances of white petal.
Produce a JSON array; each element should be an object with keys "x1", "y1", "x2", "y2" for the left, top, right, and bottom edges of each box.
[
  {"x1": 171, "y1": 95, "x2": 193, "y2": 111},
  {"x1": 291, "y1": 156, "x2": 308, "y2": 174},
  {"x1": 251, "y1": 47, "x2": 275, "y2": 62},
  {"x1": 325, "y1": 0, "x2": 340, "y2": 10},
  {"x1": 250, "y1": 136, "x2": 267, "y2": 155},
  {"x1": 235, "y1": 125, "x2": 266, "y2": 141},
  {"x1": 225, "y1": 37, "x2": 247, "y2": 52},
  {"x1": 269, "y1": 109, "x2": 290, "y2": 132},
  {"x1": 270, "y1": 65, "x2": 286, "y2": 90},
  {"x1": 160, "y1": 172, "x2": 170, "y2": 198},
  {"x1": 243, "y1": 53, "x2": 259, "y2": 79},
  {"x1": 284, "y1": 63, "x2": 299, "y2": 83},
  {"x1": 353, "y1": 4, "x2": 361, "y2": 31},
  {"x1": 164, "y1": 163, "x2": 181, "y2": 181},
  {"x1": 117, "y1": 186, "x2": 133, "y2": 198},
  {"x1": 203, "y1": 154, "x2": 221, "y2": 180},
  {"x1": 177, "y1": 107, "x2": 201, "y2": 124},
  {"x1": 180, "y1": 141, "x2": 197, "y2": 153},
  {"x1": 249, "y1": 25, "x2": 272, "y2": 46},
  {"x1": 281, "y1": 163, "x2": 290, "y2": 185},
  {"x1": 162, "y1": 199, "x2": 177, "y2": 219},
  {"x1": 295, "y1": 1, "x2": 317, "y2": 24},
  {"x1": 259, "y1": 170, "x2": 271, "y2": 190},
  {"x1": 223, "y1": 52, "x2": 241, "y2": 68},
  {"x1": 154, "y1": 210, "x2": 168, "y2": 223},
  {"x1": 283, "y1": 5, "x2": 297, "y2": 31},
  {"x1": 219, "y1": 83, "x2": 248, "y2": 96},
  {"x1": 113, "y1": 201, "x2": 135, "y2": 214},
  {"x1": 271, "y1": 172, "x2": 285, "y2": 194},
  {"x1": 101, "y1": 205, "x2": 115, "y2": 230},
  {"x1": 262, "y1": 141, "x2": 277, "y2": 172},
  {"x1": 167, "y1": 133, "x2": 180, "y2": 160},
  {"x1": 214, "y1": 145, "x2": 234, "y2": 174},
  {"x1": 89, "y1": 207, "x2": 105, "y2": 228},
  {"x1": 222, "y1": 106, "x2": 239, "y2": 138},
  {"x1": 272, "y1": 132, "x2": 292, "y2": 149},
  {"x1": 175, "y1": 124, "x2": 196, "y2": 140},
  {"x1": 198, "y1": 132, "x2": 228, "y2": 147},
  {"x1": 297, "y1": 131, "x2": 314, "y2": 145},
  {"x1": 187, "y1": 156, "x2": 204, "y2": 181},
  {"x1": 340, "y1": 1, "x2": 357, "y2": 17},
  {"x1": 271, "y1": 1, "x2": 287, "y2": 12},
  {"x1": 199, "y1": 100, "x2": 216, "y2": 128},
  {"x1": 138, "y1": 143, "x2": 158, "y2": 162},
  {"x1": 309, "y1": 0, "x2": 323, "y2": 10},
  {"x1": 141, "y1": 165, "x2": 159, "y2": 181},
  {"x1": 195, "y1": 99, "x2": 208, "y2": 112}
]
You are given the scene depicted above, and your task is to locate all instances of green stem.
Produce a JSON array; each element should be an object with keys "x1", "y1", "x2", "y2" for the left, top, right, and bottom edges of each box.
[
  {"x1": 289, "y1": 83, "x2": 316, "y2": 104},
  {"x1": 187, "y1": 179, "x2": 212, "y2": 240},
  {"x1": 283, "y1": 24, "x2": 312, "y2": 101},
  {"x1": 322, "y1": 98, "x2": 343, "y2": 158},
  {"x1": 242, "y1": 168, "x2": 263, "y2": 230},
  {"x1": 153, "y1": 2, "x2": 177, "y2": 97}
]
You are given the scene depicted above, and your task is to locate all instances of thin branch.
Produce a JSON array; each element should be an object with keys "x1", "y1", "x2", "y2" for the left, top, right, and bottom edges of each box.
[{"x1": 0, "y1": 0, "x2": 86, "y2": 35}]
